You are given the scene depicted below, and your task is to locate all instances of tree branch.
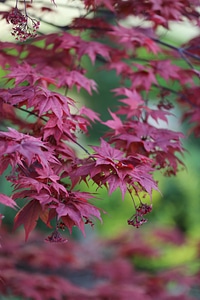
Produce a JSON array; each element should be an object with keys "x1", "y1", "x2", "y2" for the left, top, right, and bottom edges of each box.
[{"x1": 152, "y1": 38, "x2": 200, "y2": 63}]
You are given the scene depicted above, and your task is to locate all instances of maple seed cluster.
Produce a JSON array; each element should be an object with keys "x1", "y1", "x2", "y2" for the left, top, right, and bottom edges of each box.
[
  {"x1": 6, "y1": 7, "x2": 40, "y2": 41},
  {"x1": 128, "y1": 203, "x2": 152, "y2": 228},
  {"x1": 45, "y1": 229, "x2": 68, "y2": 243}
]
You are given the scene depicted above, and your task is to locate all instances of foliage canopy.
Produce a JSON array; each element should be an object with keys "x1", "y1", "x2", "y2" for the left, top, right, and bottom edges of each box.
[{"x1": 0, "y1": 0, "x2": 200, "y2": 241}]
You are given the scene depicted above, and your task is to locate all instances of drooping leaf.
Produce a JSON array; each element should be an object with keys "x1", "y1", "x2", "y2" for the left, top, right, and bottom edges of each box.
[
  {"x1": 14, "y1": 200, "x2": 42, "y2": 241},
  {"x1": 0, "y1": 193, "x2": 18, "y2": 209}
]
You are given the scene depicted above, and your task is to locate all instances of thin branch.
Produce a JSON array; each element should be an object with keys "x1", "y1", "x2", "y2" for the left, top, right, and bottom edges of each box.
[
  {"x1": 153, "y1": 84, "x2": 181, "y2": 97},
  {"x1": 68, "y1": 136, "x2": 91, "y2": 156},
  {"x1": 152, "y1": 38, "x2": 200, "y2": 63},
  {"x1": 178, "y1": 49, "x2": 195, "y2": 70},
  {"x1": 153, "y1": 84, "x2": 200, "y2": 109},
  {"x1": 183, "y1": 49, "x2": 200, "y2": 62},
  {"x1": 14, "y1": 105, "x2": 47, "y2": 121}
]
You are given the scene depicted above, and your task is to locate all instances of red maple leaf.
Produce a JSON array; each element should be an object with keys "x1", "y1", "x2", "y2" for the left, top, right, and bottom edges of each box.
[
  {"x1": 92, "y1": 138, "x2": 124, "y2": 163},
  {"x1": 56, "y1": 191, "x2": 102, "y2": 235},
  {"x1": 78, "y1": 40, "x2": 111, "y2": 64},
  {"x1": 57, "y1": 70, "x2": 97, "y2": 94},
  {"x1": 0, "y1": 193, "x2": 18, "y2": 209},
  {"x1": 6, "y1": 62, "x2": 52, "y2": 86},
  {"x1": 31, "y1": 87, "x2": 73, "y2": 118},
  {"x1": 14, "y1": 200, "x2": 42, "y2": 241},
  {"x1": 102, "y1": 110, "x2": 124, "y2": 135},
  {"x1": 0, "y1": 127, "x2": 54, "y2": 167}
]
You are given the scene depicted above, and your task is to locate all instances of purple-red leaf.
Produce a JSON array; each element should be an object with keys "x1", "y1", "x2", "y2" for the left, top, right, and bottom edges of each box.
[
  {"x1": 0, "y1": 193, "x2": 18, "y2": 209},
  {"x1": 14, "y1": 200, "x2": 42, "y2": 241}
]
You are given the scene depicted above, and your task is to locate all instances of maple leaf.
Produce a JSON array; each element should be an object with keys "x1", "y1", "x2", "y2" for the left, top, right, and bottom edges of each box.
[
  {"x1": 52, "y1": 31, "x2": 81, "y2": 50},
  {"x1": 102, "y1": 110, "x2": 124, "y2": 135},
  {"x1": 110, "y1": 25, "x2": 146, "y2": 50},
  {"x1": 0, "y1": 155, "x2": 12, "y2": 175},
  {"x1": 0, "y1": 127, "x2": 52, "y2": 166},
  {"x1": 6, "y1": 62, "x2": 45, "y2": 86},
  {"x1": 13, "y1": 176, "x2": 51, "y2": 195},
  {"x1": 79, "y1": 106, "x2": 101, "y2": 123},
  {"x1": 143, "y1": 37, "x2": 160, "y2": 54},
  {"x1": 151, "y1": 60, "x2": 181, "y2": 81},
  {"x1": 146, "y1": 108, "x2": 172, "y2": 124},
  {"x1": 72, "y1": 16, "x2": 110, "y2": 30},
  {"x1": 113, "y1": 88, "x2": 144, "y2": 107},
  {"x1": 78, "y1": 40, "x2": 111, "y2": 64},
  {"x1": 128, "y1": 165, "x2": 159, "y2": 197},
  {"x1": 43, "y1": 114, "x2": 77, "y2": 143},
  {"x1": 14, "y1": 200, "x2": 42, "y2": 241},
  {"x1": 92, "y1": 138, "x2": 124, "y2": 163},
  {"x1": 0, "y1": 86, "x2": 35, "y2": 107},
  {"x1": 57, "y1": 70, "x2": 98, "y2": 95},
  {"x1": 83, "y1": 0, "x2": 115, "y2": 11},
  {"x1": 31, "y1": 87, "x2": 74, "y2": 118},
  {"x1": 105, "y1": 173, "x2": 128, "y2": 198},
  {"x1": 56, "y1": 191, "x2": 102, "y2": 235},
  {"x1": 130, "y1": 67, "x2": 157, "y2": 91},
  {"x1": 108, "y1": 60, "x2": 133, "y2": 76},
  {"x1": 0, "y1": 193, "x2": 18, "y2": 209}
]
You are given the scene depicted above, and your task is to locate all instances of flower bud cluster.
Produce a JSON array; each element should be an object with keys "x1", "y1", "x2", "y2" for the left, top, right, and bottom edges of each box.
[
  {"x1": 128, "y1": 203, "x2": 152, "y2": 228},
  {"x1": 45, "y1": 229, "x2": 68, "y2": 243},
  {"x1": 7, "y1": 7, "x2": 40, "y2": 41}
]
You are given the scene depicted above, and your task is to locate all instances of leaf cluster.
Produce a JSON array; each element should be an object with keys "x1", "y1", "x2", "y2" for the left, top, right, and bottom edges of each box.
[{"x1": 0, "y1": 0, "x2": 200, "y2": 239}]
